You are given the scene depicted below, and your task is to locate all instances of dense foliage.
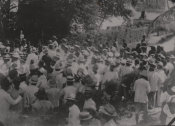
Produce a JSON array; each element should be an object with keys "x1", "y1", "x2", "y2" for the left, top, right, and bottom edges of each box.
[{"x1": 0, "y1": 0, "x2": 133, "y2": 42}]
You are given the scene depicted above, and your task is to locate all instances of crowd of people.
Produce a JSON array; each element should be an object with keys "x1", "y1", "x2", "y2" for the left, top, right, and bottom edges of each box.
[{"x1": 0, "y1": 35, "x2": 174, "y2": 126}]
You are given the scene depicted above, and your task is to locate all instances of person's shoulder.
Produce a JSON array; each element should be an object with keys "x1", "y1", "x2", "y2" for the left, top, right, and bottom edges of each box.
[{"x1": 0, "y1": 89, "x2": 9, "y2": 97}]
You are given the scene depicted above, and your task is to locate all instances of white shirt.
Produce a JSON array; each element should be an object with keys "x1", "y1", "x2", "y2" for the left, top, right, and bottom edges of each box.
[
  {"x1": 163, "y1": 104, "x2": 175, "y2": 125},
  {"x1": 26, "y1": 53, "x2": 39, "y2": 67},
  {"x1": 165, "y1": 62, "x2": 174, "y2": 78},
  {"x1": 83, "y1": 98, "x2": 96, "y2": 111},
  {"x1": 68, "y1": 104, "x2": 80, "y2": 126},
  {"x1": 157, "y1": 70, "x2": 167, "y2": 87},
  {"x1": 104, "y1": 119, "x2": 117, "y2": 126}
]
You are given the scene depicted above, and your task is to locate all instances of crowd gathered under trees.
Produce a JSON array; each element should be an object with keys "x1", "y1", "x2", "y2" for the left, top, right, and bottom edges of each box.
[
  {"x1": 0, "y1": 0, "x2": 175, "y2": 126},
  {"x1": 0, "y1": 34, "x2": 174, "y2": 126}
]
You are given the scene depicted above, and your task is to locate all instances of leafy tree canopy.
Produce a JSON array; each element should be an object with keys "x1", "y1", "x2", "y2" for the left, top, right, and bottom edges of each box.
[{"x1": 1, "y1": 0, "x2": 134, "y2": 42}]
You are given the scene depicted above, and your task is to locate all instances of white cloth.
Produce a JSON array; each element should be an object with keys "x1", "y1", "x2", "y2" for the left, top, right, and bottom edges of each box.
[
  {"x1": 83, "y1": 98, "x2": 96, "y2": 111},
  {"x1": 68, "y1": 104, "x2": 80, "y2": 126},
  {"x1": 147, "y1": 71, "x2": 159, "y2": 92},
  {"x1": 19, "y1": 81, "x2": 28, "y2": 92},
  {"x1": 37, "y1": 75, "x2": 48, "y2": 89},
  {"x1": 165, "y1": 62, "x2": 174, "y2": 78},
  {"x1": 26, "y1": 53, "x2": 39, "y2": 67},
  {"x1": 48, "y1": 49, "x2": 56, "y2": 59},
  {"x1": 104, "y1": 119, "x2": 117, "y2": 126},
  {"x1": 134, "y1": 78, "x2": 151, "y2": 103},
  {"x1": 60, "y1": 86, "x2": 77, "y2": 104},
  {"x1": 157, "y1": 70, "x2": 167, "y2": 85},
  {"x1": 18, "y1": 64, "x2": 30, "y2": 75},
  {"x1": 0, "y1": 63, "x2": 10, "y2": 76},
  {"x1": 163, "y1": 104, "x2": 175, "y2": 125},
  {"x1": 0, "y1": 89, "x2": 20, "y2": 123}
]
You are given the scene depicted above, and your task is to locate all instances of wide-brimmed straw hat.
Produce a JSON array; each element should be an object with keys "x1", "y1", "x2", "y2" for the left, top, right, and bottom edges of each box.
[
  {"x1": 12, "y1": 52, "x2": 20, "y2": 58},
  {"x1": 35, "y1": 88, "x2": 48, "y2": 100},
  {"x1": 3, "y1": 54, "x2": 11, "y2": 60},
  {"x1": 99, "y1": 104, "x2": 117, "y2": 117},
  {"x1": 29, "y1": 75, "x2": 38, "y2": 84},
  {"x1": 66, "y1": 93, "x2": 76, "y2": 101},
  {"x1": 79, "y1": 112, "x2": 93, "y2": 121}
]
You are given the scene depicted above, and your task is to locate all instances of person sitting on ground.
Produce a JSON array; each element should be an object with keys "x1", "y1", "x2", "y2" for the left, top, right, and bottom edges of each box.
[
  {"x1": 99, "y1": 103, "x2": 118, "y2": 126},
  {"x1": 0, "y1": 77, "x2": 22, "y2": 126},
  {"x1": 79, "y1": 111, "x2": 101, "y2": 126},
  {"x1": 32, "y1": 88, "x2": 53, "y2": 115}
]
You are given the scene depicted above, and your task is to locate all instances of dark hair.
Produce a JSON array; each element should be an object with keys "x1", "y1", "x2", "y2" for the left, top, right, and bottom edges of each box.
[
  {"x1": 135, "y1": 59, "x2": 139, "y2": 66},
  {"x1": 13, "y1": 78, "x2": 20, "y2": 90},
  {"x1": 20, "y1": 74, "x2": 27, "y2": 82},
  {"x1": 9, "y1": 70, "x2": 18, "y2": 81},
  {"x1": 67, "y1": 81, "x2": 74, "y2": 86},
  {"x1": 1, "y1": 77, "x2": 11, "y2": 91},
  {"x1": 30, "y1": 59, "x2": 34, "y2": 64},
  {"x1": 139, "y1": 75, "x2": 148, "y2": 80}
]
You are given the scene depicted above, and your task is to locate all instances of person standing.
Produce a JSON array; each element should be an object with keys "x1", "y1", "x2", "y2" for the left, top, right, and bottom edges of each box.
[
  {"x1": 156, "y1": 62, "x2": 167, "y2": 107},
  {"x1": 147, "y1": 63, "x2": 159, "y2": 109},
  {"x1": 134, "y1": 71, "x2": 151, "y2": 124}
]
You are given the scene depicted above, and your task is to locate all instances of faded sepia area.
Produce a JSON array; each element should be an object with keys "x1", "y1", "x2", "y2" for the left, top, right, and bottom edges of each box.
[{"x1": 0, "y1": 0, "x2": 175, "y2": 126}]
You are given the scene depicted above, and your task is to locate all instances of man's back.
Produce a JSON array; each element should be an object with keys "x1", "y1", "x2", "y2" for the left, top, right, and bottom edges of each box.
[{"x1": 134, "y1": 78, "x2": 150, "y2": 103}]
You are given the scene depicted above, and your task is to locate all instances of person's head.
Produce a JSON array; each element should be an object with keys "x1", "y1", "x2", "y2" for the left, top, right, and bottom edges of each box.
[
  {"x1": 99, "y1": 104, "x2": 117, "y2": 124},
  {"x1": 3, "y1": 54, "x2": 11, "y2": 63},
  {"x1": 84, "y1": 88, "x2": 93, "y2": 100},
  {"x1": 13, "y1": 78, "x2": 20, "y2": 90},
  {"x1": 66, "y1": 93, "x2": 76, "y2": 107},
  {"x1": 139, "y1": 71, "x2": 148, "y2": 80},
  {"x1": 1, "y1": 77, "x2": 12, "y2": 92},
  {"x1": 126, "y1": 60, "x2": 131, "y2": 67},
  {"x1": 9, "y1": 70, "x2": 18, "y2": 81},
  {"x1": 19, "y1": 74, "x2": 27, "y2": 82},
  {"x1": 29, "y1": 74, "x2": 38, "y2": 85},
  {"x1": 82, "y1": 75, "x2": 95, "y2": 88},
  {"x1": 92, "y1": 64, "x2": 98, "y2": 74},
  {"x1": 77, "y1": 68, "x2": 84, "y2": 77},
  {"x1": 66, "y1": 76, "x2": 74, "y2": 86},
  {"x1": 35, "y1": 88, "x2": 48, "y2": 100},
  {"x1": 80, "y1": 112, "x2": 93, "y2": 126},
  {"x1": 167, "y1": 96, "x2": 175, "y2": 114},
  {"x1": 157, "y1": 62, "x2": 163, "y2": 70},
  {"x1": 135, "y1": 59, "x2": 140, "y2": 66},
  {"x1": 12, "y1": 53, "x2": 20, "y2": 61}
]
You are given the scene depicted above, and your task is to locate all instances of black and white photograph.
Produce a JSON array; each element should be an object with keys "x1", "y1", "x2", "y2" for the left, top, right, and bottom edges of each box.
[{"x1": 0, "y1": 0, "x2": 175, "y2": 126}]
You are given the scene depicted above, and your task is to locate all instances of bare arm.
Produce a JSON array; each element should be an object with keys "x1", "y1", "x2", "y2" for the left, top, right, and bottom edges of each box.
[{"x1": 6, "y1": 94, "x2": 22, "y2": 105}]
